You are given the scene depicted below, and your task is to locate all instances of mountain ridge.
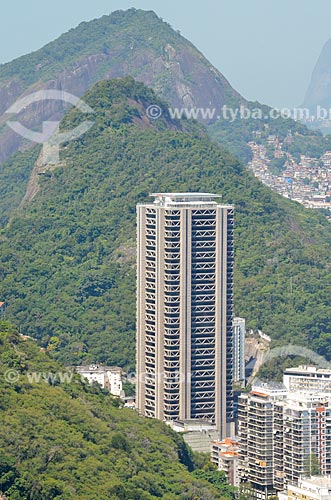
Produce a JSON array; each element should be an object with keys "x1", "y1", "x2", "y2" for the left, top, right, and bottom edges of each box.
[
  {"x1": 0, "y1": 8, "x2": 242, "y2": 164},
  {"x1": 1, "y1": 7, "x2": 330, "y2": 172}
]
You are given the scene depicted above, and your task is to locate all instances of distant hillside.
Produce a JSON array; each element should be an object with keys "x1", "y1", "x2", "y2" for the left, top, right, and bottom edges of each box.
[
  {"x1": 208, "y1": 100, "x2": 331, "y2": 164},
  {"x1": 0, "y1": 321, "x2": 235, "y2": 500},
  {"x1": 1, "y1": 78, "x2": 331, "y2": 367},
  {"x1": 303, "y1": 38, "x2": 331, "y2": 111},
  {"x1": 0, "y1": 8, "x2": 242, "y2": 163}
]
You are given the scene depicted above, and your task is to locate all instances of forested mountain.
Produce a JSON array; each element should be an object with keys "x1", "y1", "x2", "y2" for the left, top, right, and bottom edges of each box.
[
  {"x1": 0, "y1": 8, "x2": 241, "y2": 164},
  {"x1": 0, "y1": 321, "x2": 236, "y2": 500},
  {"x1": 1, "y1": 78, "x2": 331, "y2": 367},
  {"x1": 0, "y1": 8, "x2": 330, "y2": 167}
]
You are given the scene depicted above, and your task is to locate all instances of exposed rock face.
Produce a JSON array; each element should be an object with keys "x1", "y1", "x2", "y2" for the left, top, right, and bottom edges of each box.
[
  {"x1": 245, "y1": 336, "x2": 270, "y2": 382},
  {"x1": 0, "y1": 80, "x2": 23, "y2": 115},
  {"x1": 303, "y1": 38, "x2": 331, "y2": 111},
  {"x1": 0, "y1": 9, "x2": 243, "y2": 164}
]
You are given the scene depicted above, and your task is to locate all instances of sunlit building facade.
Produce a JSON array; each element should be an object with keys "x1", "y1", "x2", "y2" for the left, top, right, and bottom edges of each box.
[{"x1": 136, "y1": 193, "x2": 234, "y2": 437}]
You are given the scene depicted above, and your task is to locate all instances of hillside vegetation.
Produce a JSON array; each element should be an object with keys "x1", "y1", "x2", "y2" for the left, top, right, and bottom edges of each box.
[
  {"x1": 0, "y1": 321, "x2": 237, "y2": 500},
  {"x1": 0, "y1": 78, "x2": 331, "y2": 367}
]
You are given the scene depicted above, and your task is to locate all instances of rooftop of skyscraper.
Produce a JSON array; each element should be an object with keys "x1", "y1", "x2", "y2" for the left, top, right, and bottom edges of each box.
[{"x1": 150, "y1": 192, "x2": 221, "y2": 205}]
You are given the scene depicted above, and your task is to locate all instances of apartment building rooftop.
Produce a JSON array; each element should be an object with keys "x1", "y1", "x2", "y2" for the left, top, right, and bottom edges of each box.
[
  {"x1": 151, "y1": 192, "x2": 220, "y2": 200},
  {"x1": 146, "y1": 192, "x2": 232, "y2": 207},
  {"x1": 251, "y1": 380, "x2": 288, "y2": 398},
  {"x1": 285, "y1": 365, "x2": 331, "y2": 375},
  {"x1": 277, "y1": 390, "x2": 331, "y2": 407},
  {"x1": 304, "y1": 476, "x2": 331, "y2": 488},
  {"x1": 75, "y1": 364, "x2": 122, "y2": 373}
]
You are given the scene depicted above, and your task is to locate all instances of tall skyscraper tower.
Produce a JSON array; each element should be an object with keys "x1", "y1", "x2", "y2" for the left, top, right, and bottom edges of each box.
[{"x1": 136, "y1": 193, "x2": 234, "y2": 437}]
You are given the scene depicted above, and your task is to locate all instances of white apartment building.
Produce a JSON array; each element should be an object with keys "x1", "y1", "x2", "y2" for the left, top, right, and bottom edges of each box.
[
  {"x1": 283, "y1": 366, "x2": 331, "y2": 393},
  {"x1": 238, "y1": 383, "x2": 331, "y2": 499},
  {"x1": 75, "y1": 364, "x2": 123, "y2": 396},
  {"x1": 238, "y1": 382, "x2": 287, "y2": 499},
  {"x1": 274, "y1": 392, "x2": 331, "y2": 490}
]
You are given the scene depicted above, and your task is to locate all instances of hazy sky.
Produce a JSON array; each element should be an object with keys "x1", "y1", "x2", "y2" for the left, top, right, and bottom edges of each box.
[{"x1": 1, "y1": 0, "x2": 330, "y2": 108}]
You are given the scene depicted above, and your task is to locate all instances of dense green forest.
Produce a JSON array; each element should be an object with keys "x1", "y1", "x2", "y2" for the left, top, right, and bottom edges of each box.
[
  {"x1": 0, "y1": 78, "x2": 331, "y2": 368},
  {"x1": 0, "y1": 321, "x2": 238, "y2": 500}
]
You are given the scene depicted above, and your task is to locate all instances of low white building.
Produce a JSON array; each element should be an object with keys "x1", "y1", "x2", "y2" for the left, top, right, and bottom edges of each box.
[
  {"x1": 278, "y1": 476, "x2": 331, "y2": 500},
  {"x1": 75, "y1": 364, "x2": 123, "y2": 396}
]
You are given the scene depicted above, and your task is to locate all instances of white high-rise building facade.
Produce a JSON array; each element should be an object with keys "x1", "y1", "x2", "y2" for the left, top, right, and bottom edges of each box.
[
  {"x1": 136, "y1": 193, "x2": 234, "y2": 437},
  {"x1": 233, "y1": 317, "x2": 245, "y2": 384}
]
